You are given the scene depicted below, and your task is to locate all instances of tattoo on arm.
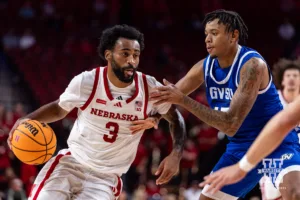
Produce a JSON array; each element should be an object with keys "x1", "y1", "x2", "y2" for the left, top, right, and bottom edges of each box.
[
  {"x1": 180, "y1": 58, "x2": 264, "y2": 136},
  {"x1": 162, "y1": 106, "x2": 186, "y2": 155}
]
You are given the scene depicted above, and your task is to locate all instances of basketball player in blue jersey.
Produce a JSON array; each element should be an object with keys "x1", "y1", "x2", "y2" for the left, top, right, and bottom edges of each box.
[
  {"x1": 149, "y1": 9, "x2": 300, "y2": 200},
  {"x1": 199, "y1": 90, "x2": 300, "y2": 200}
]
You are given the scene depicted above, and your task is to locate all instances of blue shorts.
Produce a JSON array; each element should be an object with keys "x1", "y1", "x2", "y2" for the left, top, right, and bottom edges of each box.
[{"x1": 211, "y1": 143, "x2": 300, "y2": 198}]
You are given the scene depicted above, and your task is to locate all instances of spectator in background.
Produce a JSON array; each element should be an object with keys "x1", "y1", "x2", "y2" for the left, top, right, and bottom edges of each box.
[
  {"x1": 146, "y1": 180, "x2": 160, "y2": 199},
  {"x1": 200, "y1": 0, "x2": 222, "y2": 14},
  {"x1": 63, "y1": 37, "x2": 76, "y2": 55},
  {"x1": 124, "y1": 144, "x2": 148, "y2": 199},
  {"x1": 0, "y1": 141, "x2": 11, "y2": 191},
  {"x1": 19, "y1": 1, "x2": 35, "y2": 19},
  {"x1": 42, "y1": 0, "x2": 55, "y2": 17},
  {"x1": 2, "y1": 29, "x2": 19, "y2": 50},
  {"x1": 63, "y1": 15, "x2": 76, "y2": 33},
  {"x1": 155, "y1": 13, "x2": 173, "y2": 30},
  {"x1": 278, "y1": 18, "x2": 295, "y2": 57},
  {"x1": 278, "y1": 18, "x2": 295, "y2": 41},
  {"x1": 293, "y1": 42, "x2": 300, "y2": 58},
  {"x1": 188, "y1": 14, "x2": 203, "y2": 31},
  {"x1": 13, "y1": 103, "x2": 26, "y2": 122},
  {"x1": 0, "y1": 103, "x2": 5, "y2": 125},
  {"x1": 180, "y1": 139, "x2": 198, "y2": 187},
  {"x1": 93, "y1": 0, "x2": 107, "y2": 14},
  {"x1": 133, "y1": 185, "x2": 147, "y2": 200},
  {"x1": 80, "y1": 38, "x2": 93, "y2": 55},
  {"x1": 0, "y1": 167, "x2": 16, "y2": 193},
  {"x1": 150, "y1": 127, "x2": 170, "y2": 158},
  {"x1": 0, "y1": 0, "x2": 8, "y2": 10},
  {"x1": 6, "y1": 178, "x2": 27, "y2": 200},
  {"x1": 280, "y1": 0, "x2": 295, "y2": 13},
  {"x1": 156, "y1": 44, "x2": 172, "y2": 69},
  {"x1": 20, "y1": 30, "x2": 36, "y2": 50},
  {"x1": 20, "y1": 163, "x2": 37, "y2": 197},
  {"x1": 2, "y1": 111, "x2": 15, "y2": 134}
]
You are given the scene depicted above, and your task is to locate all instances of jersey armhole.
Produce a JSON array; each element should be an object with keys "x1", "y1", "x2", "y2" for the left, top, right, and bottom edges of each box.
[
  {"x1": 203, "y1": 56, "x2": 210, "y2": 87},
  {"x1": 80, "y1": 67, "x2": 100, "y2": 111},
  {"x1": 235, "y1": 54, "x2": 272, "y2": 94},
  {"x1": 142, "y1": 74, "x2": 149, "y2": 119}
]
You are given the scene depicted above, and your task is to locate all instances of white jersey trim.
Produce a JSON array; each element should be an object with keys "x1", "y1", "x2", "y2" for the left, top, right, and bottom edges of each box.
[
  {"x1": 204, "y1": 56, "x2": 211, "y2": 87},
  {"x1": 275, "y1": 165, "x2": 300, "y2": 189},
  {"x1": 234, "y1": 51, "x2": 272, "y2": 95},
  {"x1": 202, "y1": 184, "x2": 238, "y2": 200},
  {"x1": 235, "y1": 50, "x2": 258, "y2": 88},
  {"x1": 209, "y1": 45, "x2": 241, "y2": 85},
  {"x1": 80, "y1": 67, "x2": 100, "y2": 111}
]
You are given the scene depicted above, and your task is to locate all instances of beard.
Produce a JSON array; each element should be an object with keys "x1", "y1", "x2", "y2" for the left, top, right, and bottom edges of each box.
[{"x1": 111, "y1": 57, "x2": 137, "y2": 83}]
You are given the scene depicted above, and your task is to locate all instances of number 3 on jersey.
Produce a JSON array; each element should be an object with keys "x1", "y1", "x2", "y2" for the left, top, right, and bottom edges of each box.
[{"x1": 103, "y1": 122, "x2": 119, "y2": 143}]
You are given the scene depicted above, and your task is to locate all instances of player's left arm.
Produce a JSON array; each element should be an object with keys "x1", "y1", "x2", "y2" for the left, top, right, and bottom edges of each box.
[
  {"x1": 155, "y1": 105, "x2": 186, "y2": 185},
  {"x1": 199, "y1": 94, "x2": 300, "y2": 194},
  {"x1": 152, "y1": 57, "x2": 265, "y2": 137},
  {"x1": 161, "y1": 106, "x2": 186, "y2": 156}
]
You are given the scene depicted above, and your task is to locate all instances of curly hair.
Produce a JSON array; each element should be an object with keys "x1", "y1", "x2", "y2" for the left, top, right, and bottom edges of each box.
[
  {"x1": 202, "y1": 9, "x2": 248, "y2": 44},
  {"x1": 272, "y1": 58, "x2": 300, "y2": 90},
  {"x1": 98, "y1": 24, "x2": 145, "y2": 60}
]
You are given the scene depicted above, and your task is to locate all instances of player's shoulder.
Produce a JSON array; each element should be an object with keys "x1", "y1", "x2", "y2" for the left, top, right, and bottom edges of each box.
[
  {"x1": 239, "y1": 46, "x2": 266, "y2": 67},
  {"x1": 240, "y1": 45, "x2": 262, "y2": 57},
  {"x1": 135, "y1": 71, "x2": 154, "y2": 81},
  {"x1": 71, "y1": 67, "x2": 99, "y2": 87},
  {"x1": 136, "y1": 71, "x2": 160, "y2": 88},
  {"x1": 82, "y1": 67, "x2": 99, "y2": 77}
]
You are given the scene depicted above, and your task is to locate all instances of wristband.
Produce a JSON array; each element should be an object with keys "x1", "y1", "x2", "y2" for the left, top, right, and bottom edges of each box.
[{"x1": 238, "y1": 156, "x2": 255, "y2": 172}]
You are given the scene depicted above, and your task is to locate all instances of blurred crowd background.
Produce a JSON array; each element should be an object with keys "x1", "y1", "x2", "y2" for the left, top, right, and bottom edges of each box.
[{"x1": 1, "y1": 0, "x2": 300, "y2": 199}]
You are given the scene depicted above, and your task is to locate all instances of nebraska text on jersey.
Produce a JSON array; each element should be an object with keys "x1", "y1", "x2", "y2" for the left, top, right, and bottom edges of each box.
[{"x1": 90, "y1": 108, "x2": 139, "y2": 121}]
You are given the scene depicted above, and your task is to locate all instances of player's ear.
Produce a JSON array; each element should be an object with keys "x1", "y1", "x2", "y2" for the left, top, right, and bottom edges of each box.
[
  {"x1": 231, "y1": 30, "x2": 239, "y2": 43},
  {"x1": 104, "y1": 50, "x2": 112, "y2": 61}
]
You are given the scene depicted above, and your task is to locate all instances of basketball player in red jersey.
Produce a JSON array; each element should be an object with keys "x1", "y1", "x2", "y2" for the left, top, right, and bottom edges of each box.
[{"x1": 7, "y1": 25, "x2": 186, "y2": 200}]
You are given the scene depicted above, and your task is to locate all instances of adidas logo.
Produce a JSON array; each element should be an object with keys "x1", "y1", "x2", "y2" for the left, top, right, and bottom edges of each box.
[
  {"x1": 113, "y1": 102, "x2": 122, "y2": 107},
  {"x1": 116, "y1": 96, "x2": 123, "y2": 100}
]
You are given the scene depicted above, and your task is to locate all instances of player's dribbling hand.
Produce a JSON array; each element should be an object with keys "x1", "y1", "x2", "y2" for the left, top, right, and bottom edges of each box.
[
  {"x1": 130, "y1": 117, "x2": 159, "y2": 134},
  {"x1": 7, "y1": 118, "x2": 30, "y2": 150},
  {"x1": 150, "y1": 79, "x2": 185, "y2": 106},
  {"x1": 155, "y1": 151, "x2": 181, "y2": 185},
  {"x1": 199, "y1": 163, "x2": 247, "y2": 194}
]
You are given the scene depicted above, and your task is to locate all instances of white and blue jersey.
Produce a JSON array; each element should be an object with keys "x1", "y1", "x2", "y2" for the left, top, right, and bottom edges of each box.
[{"x1": 202, "y1": 45, "x2": 300, "y2": 198}]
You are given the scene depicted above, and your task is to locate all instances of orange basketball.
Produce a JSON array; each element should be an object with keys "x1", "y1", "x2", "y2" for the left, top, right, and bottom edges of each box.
[{"x1": 11, "y1": 120, "x2": 57, "y2": 165}]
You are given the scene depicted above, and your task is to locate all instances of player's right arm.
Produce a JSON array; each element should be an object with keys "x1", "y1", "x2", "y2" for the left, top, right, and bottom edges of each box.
[
  {"x1": 7, "y1": 70, "x2": 94, "y2": 148},
  {"x1": 22, "y1": 100, "x2": 69, "y2": 123},
  {"x1": 151, "y1": 57, "x2": 266, "y2": 137},
  {"x1": 175, "y1": 59, "x2": 205, "y2": 95},
  {"x1": 7, "y1": 100, "x2": 69, "y2": 149}
]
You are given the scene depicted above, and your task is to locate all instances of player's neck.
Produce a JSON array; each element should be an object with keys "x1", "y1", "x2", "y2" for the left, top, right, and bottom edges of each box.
[
  {"x1": 217, "y1": 45, "x2": 238, "y2": 68},
  {"x1": 107, "y1": 66, "x2": 133, "y2": 88},
  {"x1": 282, "y1": 89, "x2": 300, "y2": 103}
]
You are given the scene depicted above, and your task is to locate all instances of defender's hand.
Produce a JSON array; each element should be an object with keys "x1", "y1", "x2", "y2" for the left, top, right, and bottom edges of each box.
[
  {"x1": 150, "y1": 79, "x2": 185, "y2": 106},
  {"x1": 199, "y1": 164, "x2": 247, "y2": 194},
  {"x1": 155, "y1": 152, "x2": 181, "y2": 185},
  {"x1": 130, "y1": 117, "x2": 159, "y2": 134}
]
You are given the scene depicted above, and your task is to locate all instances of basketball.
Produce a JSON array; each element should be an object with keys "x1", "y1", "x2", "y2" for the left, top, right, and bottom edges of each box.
[{"x1": 11, "y1": 120, "x2": 57, "y2": 165}]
